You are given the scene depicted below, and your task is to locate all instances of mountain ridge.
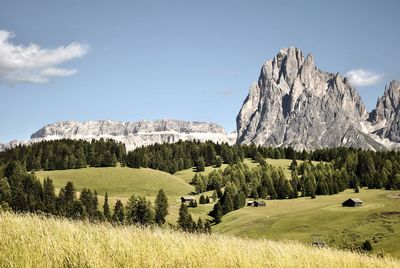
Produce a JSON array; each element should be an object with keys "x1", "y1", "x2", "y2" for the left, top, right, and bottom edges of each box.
[{"x1": 2, "y1": 119, "x2": 236, "y2": 152}]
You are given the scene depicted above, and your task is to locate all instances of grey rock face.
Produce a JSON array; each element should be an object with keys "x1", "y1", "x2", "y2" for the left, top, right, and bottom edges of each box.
[
  {"x1": 368, "y1": 80, "x2": 400, "y2": 142},
  {"x1": 236, "y1": 47, "x2": 378, "y2": 150},
  {"x1": 28, "y1": 119, "x2": 235, "y2": 151}
]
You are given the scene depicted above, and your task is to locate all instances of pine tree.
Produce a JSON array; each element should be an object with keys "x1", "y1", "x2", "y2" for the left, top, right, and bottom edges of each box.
[
  {"x1": 210, "y1": 201, "x2": 223, "y2": 223},
  {"x1": 111, "y1": 154, "x2": 118, "y2": 167},
  {"x1": 177, "y1": 203, "x2": 193, "y2": 231},
  {"x1": 112, "y1": 200, "x2": 125, "y2": 225},
  {"x1": 155, "y1": 189, "x2": 169, "y2": 225},
  {"x1": 214, "y1": 156, "x2": 222, "y2": 168},
  {"x1": 221, "y1": 191, "x2": 233, "y2": 214},
  {"x1": 71, "y1": 200, "x2": 85, "y2": 220},
  {"x1": 43, "y1": 177, "x2": 56, "y2": 213},
  {"x1": 233, "y1": 193, "x2": 241, "y2": 210},
  {"x1": 103, "y1": 192, "x2": 111, "y2": 221},
  {"x1": 126, "y1": 195, "x2": 154, "y2": 226},
  {"x1": 212, "y1": 190, "x2": 218, "y2": 202},
  {"x1": 197, "y1": 217, "x2": 204, "y2": 232},
  {"x1": 195, "y1": 176, "x2": 205, "y2": 194},
  {"x1": 205, "y1": 196, "x2": 210, "y2": 203},
  {"x1": 195, "y1": 157, "x2": 205, "y2": 172},
  {"x1": 199, "y1": 194, "x2": 206, "y2": 204}
]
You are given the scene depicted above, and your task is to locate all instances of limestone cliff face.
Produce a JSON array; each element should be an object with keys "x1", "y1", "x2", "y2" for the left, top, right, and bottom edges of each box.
[
  {"x1": 368, "y1": 80, "x2": 400, "y2": 142},
  {"x1": 236, "y1": 47, "x2": 381, "y2": 150},
  {"x1": 1, "y1": 120, "x2": 234, "y2": 152}
]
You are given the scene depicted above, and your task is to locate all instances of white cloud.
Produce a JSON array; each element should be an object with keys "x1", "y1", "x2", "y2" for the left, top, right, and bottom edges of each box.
[
  {"x1": 0, "y1": 30, "x2": 88, "y2": 84},
  {"x1": 345, "y1": 69, "x2": 383, "y2": 87}
]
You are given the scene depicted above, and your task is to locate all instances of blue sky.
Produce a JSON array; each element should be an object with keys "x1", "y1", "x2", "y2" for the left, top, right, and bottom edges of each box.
[{"x1": 0, "y1": 0, "x2": 399, "y2": 142}]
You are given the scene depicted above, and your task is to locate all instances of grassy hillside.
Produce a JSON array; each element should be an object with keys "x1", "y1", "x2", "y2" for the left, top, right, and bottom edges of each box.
[
  {"x1": 0, "y1": 213, "x2": 398, "y2": 268},
  {"x1": 36, "y1": 166, "x2": 195, "y2": 223},
  {"x1": 213, "y1": 189, "x2": 400, "y2": 258},
  {"x1": 36, "y1": 166, "x2": 193, "y2": 198}
]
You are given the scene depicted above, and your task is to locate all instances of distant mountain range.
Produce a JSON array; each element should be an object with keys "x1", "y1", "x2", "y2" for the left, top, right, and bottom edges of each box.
[
  {"x1": 1, "y1": 120, "x2": 236, "y2": 151},
  {"x1": 237, "y1": 47, "x2": 400, "y2": 151},
  {"x1": 1, "y1": 47, "x2": 399, "y2": 152}
]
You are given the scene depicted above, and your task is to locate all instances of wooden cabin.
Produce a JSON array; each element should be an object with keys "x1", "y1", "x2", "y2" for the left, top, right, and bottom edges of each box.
[
  {"x1": 342, "y1": 198, "x2": 363, "y2": 207},
  {"x1": 180, "y1": 196, "x2": 196, "y2": 203},
  {"x1": 247, "y1": 200, "x2": 266, "y2": 207}
]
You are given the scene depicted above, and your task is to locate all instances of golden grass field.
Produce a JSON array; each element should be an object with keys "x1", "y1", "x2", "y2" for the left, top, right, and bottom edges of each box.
[{"x1": 0, "y1": 212, "x2": 399, "y2": 268}]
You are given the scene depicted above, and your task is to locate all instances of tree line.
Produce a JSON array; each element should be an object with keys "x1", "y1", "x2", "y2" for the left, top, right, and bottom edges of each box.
[
  {"x1": 126, "y1": 140, "x2": 244, "y2": 174},
  {"x1": 0, "y1": 139, "x2": 126, "y2": 171}
]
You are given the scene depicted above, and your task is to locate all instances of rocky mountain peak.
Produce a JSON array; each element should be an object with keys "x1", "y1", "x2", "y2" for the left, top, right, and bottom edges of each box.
[
  {"x1": 369, "y1": 81, "x2": 400, "y2": 124},
  {"x1": 236, "y1": 47, "x2": 374, "y2": 150},
  {"x1": 368, "y1": 80, "x2": 400, "y2": 142}
]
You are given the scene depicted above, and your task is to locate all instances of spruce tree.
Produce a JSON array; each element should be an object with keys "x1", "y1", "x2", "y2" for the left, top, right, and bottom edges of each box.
[
  {"x1": 126, "y1": 195, "x2": 154, "y2": 226},
  {"x1": 199, "y1": 194, "x2": 206, "y2": 204},
  {"x1": 214, "y1": 156, "x2": 222, "y2": 168},
  {"x1": 195, "y1": 157, "x2": 205, "y2": 172},
  {"x1": 221, "y1": 191, "x2": 233, "y2": 214},
  {"x1": 233, "y1": 193, "x2": 241, "y2": 210},
  {"x1": 177, "y1": 203, "x2": 193, "y2": 231},
  {"x1": 103, "y1": 192, "x2": 111, "y2": 221},
  {"x1": 212, "y1": 190, "x2": 218, "y2": 202},
  {"x1": 69, "y1": 200, "x2": 84, "y2": 220},
  {"x1": 43, "y1": 177, "x2": 56, "y2": 213},
  {"x1": 112, "y1": 200, "x2": 125, "y2": 224},
  {"x1": 197, "y1": 217, "x2": 204, "y2": 232},
  {"x1": 155, "y1": 189, "x2": 169, "y2": 225},
  {"x1": 210, "y1": 201, "x2": 223, "y2": 223}
]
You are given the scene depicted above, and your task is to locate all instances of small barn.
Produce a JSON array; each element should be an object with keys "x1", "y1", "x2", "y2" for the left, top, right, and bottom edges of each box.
[
  {"x1": 180, "y1": 196, "x2": 196, "y2": 203},
  {"x1": 247, "y1": 200, "x2": 266, "y2": 207},
  {"x1": 342, "y1": 198, "x2": 363, "y2": 207}
]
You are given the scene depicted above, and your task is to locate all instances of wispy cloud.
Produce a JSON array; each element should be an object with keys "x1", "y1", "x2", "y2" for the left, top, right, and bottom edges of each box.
[
  {"x1": 223, "y1": 89, "x2": 233, "y2": 97},
  {"x1": 345, "y1": 69, "x2": 383, "y2": 87},
  {"x1": 0, "y1": 30, "x2": 88, "y2": 84}
]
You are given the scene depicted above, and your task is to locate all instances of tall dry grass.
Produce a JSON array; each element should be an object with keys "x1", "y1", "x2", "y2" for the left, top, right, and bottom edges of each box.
[{"x1": 0, "y1": 212, "x2": 398, "y2": 268}]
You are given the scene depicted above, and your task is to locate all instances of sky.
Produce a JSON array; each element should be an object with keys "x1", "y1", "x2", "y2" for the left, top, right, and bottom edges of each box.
[{"x1": 0, "y1": 0, "x2": 399, "y2": 142}]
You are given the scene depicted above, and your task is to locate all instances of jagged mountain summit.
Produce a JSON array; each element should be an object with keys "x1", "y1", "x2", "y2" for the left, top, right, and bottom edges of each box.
[
  {"x1": 3, "y1": 120, "x2": 236, "y2": 151},
  {"x1": 236, "y1": 47, "x2": 398, "y2": 150},
  {"x1": 368, "y1": 80, "x2": 400, "y2": 143}
]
